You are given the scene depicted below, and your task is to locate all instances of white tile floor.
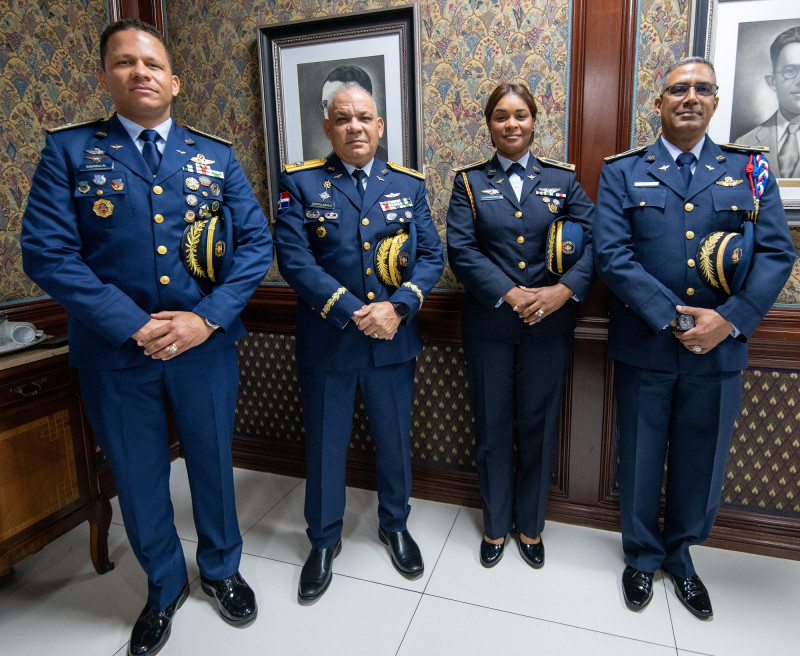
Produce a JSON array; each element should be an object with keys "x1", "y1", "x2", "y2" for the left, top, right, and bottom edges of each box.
[{"x1": 2, "y1": 458, "x2": 799, "y2": 656}]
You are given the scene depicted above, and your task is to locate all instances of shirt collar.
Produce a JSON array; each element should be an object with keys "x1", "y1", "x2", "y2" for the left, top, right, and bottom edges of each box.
[
  {"x1": 496, "y1": 151, "x2": 531, "y2": 173},
  {"x1": 342, "y1": 158, "x2": 374, "y2": 178},
  {"x1": 660, "y1": 135, "x2": 704, "y2": 164},
  {"x1": 117, "y1": 114, "x2": 172, "y2": 146}
]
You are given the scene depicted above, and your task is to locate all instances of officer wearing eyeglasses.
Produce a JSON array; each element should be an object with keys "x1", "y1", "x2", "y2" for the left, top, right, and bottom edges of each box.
[
  {"x1": 594, "y1": 57, "x2": 795, "y2": 620},
  {"x1": 735, "y1": 25, "x2": 800, "y2": 178}
]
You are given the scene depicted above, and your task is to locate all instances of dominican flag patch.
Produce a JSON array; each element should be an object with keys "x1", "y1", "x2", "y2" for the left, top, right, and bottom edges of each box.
[{"x1": 278, "y1": 191, "x2": 290, "y2": 211}]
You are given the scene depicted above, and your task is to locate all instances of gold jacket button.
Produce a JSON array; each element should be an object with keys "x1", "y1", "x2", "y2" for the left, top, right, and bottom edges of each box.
[
  {"x1": 515, "y1": 211, "x2": 522, "y2": 218},
  {"x1": 687, "y1": 259, "x2": 695, "y2": 268},
  {"x1": 517, "y1": 236, "x2": 525, "y2": 244},
  {"x1": 97, "y1": 189, "x2": 104, "y2": 196},
  {"x1": 731, "y1": 205, "x2": 738, "y2": 211},
  {"x1": 367, "y1": 291, "x2": 375, "y2": 300},
  {"x1": 363, "y1": 242, "x2": 371, "y2": 250},
  {"x1": 160, "y1": 275, "x2": 170, "y2": 285},
  {"x1": 686, "y1": 230, "x2": 694, "y2": 239},
  {"x1": 153, "y1": 185, "x2": 163, "y2": 195},
  {"x1": 366, "y1": 267, "x2": 372, "y2": 275},
  {"x1": 362, "y1": 218, "x2": 369, "y2": 225},
  {"x1": 157, "y1": 245, "x2": 167, "y2": 255},
  {"x1": 319, "y1": 217, "x2": 325, "y2": 222},
  {"x1": 684, "y1": 202, "x2": 694, "y2": 212},
  {"x1": 639, "y1": 201, "x2": 645, "y2": 207},
  {"x1": 154, "y1": 214, "x2": 164, "y2": 223},
  {"x1": 518, "y1": 261, "x2": 526, "y2": 269},
  {"x1": 686, "y1": 287, "x2": 695, "y2": 296}
]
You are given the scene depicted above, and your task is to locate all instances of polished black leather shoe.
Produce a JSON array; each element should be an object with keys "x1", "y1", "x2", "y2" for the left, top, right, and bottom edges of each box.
[
  {"x1": 200, "y1": 571, "x2": 257, "y2": 627},
  {"x1": 668, "y1": 572, "x2": 713, "y2": 619},
  {"x1": 479, "y1": 537, "x2": 505, "y2": 568},
  {"x1": 128, "y1": 583, "x2": 189, "y2": 656},
  {"x1": 622, "y1": 565, "x2": 654, "y2": 611},
  {"x1": 515, "y1": 532, "x2": 544, "y2": 569},
  {"x1": 298, "y1": 539, "x2": 341, "y2": 605},
  {"x1": 378, "y1": 527, "x2": 424, "y2": 579}
]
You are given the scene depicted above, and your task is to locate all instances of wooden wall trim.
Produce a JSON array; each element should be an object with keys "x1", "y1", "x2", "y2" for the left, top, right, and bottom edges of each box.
[
  {"x1": 108, "y1": 0, "x2": 165, "y2": 33},
  {"x1": 230, "y1": 437, "x2": 800, "y2": 560}
]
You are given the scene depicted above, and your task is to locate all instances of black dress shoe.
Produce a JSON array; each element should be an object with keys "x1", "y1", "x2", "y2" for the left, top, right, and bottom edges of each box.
[
  {"x1": 298, "y1": 539, "x2": 341, "y2": 605},
  {"x1": 479, "y1": 537, "x2": 505, "y2": 568},
  {"x1": 622, "y1": 565, "x2": 654, "y2": 611},
  {"x1": 378, "y1": 528, "x2": 424, "y2": 579},
  {"x1": 128, "y1": 583, "x2": 189, "y2": 656},
  {"x1": 200, "y1": 571, "x2": 257, "y2": 627},
  {"x1": 515, "y1": 532, "x2": 544, "y2": 569},
  {"x1": 668, "y1": 572, "x2": 713, "y2": 619}
]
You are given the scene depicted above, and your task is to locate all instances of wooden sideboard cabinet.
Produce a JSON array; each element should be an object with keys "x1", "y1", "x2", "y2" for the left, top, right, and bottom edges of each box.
[{"x1": 0, "y1": 345, "x2": 113, "y2": 578}]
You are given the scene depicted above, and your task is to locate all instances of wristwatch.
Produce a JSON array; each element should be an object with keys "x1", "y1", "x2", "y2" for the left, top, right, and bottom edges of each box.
[
  {"x1": 204, "y1": 317, "x2": 220, "y2": 330},
  {"x1": 391, "y1": 302, "x2": 410, "y2": 323}
]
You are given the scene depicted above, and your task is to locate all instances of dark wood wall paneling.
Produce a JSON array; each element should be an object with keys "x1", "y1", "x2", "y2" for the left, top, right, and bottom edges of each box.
[{"x1": 9, "y1": 0, "x2": 799, "y2": 560}]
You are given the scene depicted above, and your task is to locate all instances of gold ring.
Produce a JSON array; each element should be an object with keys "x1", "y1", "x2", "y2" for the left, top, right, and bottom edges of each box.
[
  {"x1": 372, "y1": 333, "x2": 379, "y2": 339},
  {"x1": 537, "y1": 309, "x2": 544, "y2": 318},
  {"x1": 692, "y1": 345, "x2": 702, "y2": 353},
  {"x1": 166, "y1": 343, "x2": 178, "y2": 356}
]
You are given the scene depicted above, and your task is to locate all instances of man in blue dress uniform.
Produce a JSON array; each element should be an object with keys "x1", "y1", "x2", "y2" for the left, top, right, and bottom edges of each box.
[
  {"x1": 21, "y1": 19, "x2": 272, "y2": 655},
  {"x1": 595, "y1": 57, "x2": 795, "y2": 619},
  {"x1": 275, "y1": 83, "x2": 444, "y2": 604}
]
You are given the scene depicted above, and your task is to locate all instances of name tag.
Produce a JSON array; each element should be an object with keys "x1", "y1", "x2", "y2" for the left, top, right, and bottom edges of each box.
[{"x1": 634, "y1": 181, "x2": 659, "y2": 187}]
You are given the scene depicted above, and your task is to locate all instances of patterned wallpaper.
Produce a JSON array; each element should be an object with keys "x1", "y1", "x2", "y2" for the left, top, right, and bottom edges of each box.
[
  {"x1": 1, "y1": 0, "x2": 797, "y2": 303},
  {"x1": 0, "y1": 0, "x2": 109, "y2": 303}
]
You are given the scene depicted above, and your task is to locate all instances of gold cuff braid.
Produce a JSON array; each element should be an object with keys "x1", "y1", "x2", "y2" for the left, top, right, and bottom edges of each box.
[
  {"x1": 320, "y1": 286, "x2": 347, "y2": 318},
  {"x1": 402, "y1": 281, "x2": 424, "y2": 308}
]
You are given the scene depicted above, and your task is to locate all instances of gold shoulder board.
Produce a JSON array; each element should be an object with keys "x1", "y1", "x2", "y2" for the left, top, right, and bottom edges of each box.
[
  {"x1": 719, "y1": 142, "x2": 770, "y2": 154},
  {"x1": 387, "y1": 161, "x2": 425, "y2": 179},
  {"x1": 46, "y1": 118, "x2": 106, "y2": 134},
  {"x1": 283, "y1": 158, "x2": 328, "y2": 173},
  {"x1": 603, "y1": 145, "x2": 648, "y2": 162},
  {"x1": 185, "y1": 125, "x2": 232, "y2": 146},
  {"x1": 537, "y1": 156, "x2": 576, "y2": 171},
  {"x1": 452, "y1": 159, "x2": 489, "y2": 173}
]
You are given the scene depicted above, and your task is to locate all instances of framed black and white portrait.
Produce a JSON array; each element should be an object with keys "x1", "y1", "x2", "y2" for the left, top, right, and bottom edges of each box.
[
  {"x1": 257, "y1": 6, "x2": 422, "y2": 217},
  {"x1": 692, "y1": 0, "x2": 800, "y2": 212}
]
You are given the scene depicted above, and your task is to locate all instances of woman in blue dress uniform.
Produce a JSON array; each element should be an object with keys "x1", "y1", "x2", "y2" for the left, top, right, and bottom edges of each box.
[{"x1": 446, "y1": 83, "x2": 595, "y2": 568}]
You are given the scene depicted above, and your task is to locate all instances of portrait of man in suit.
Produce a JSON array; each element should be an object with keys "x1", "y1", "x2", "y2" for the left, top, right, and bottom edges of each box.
[{"x1": 733, "y1": 23, "x2": 800, "y2": 178}]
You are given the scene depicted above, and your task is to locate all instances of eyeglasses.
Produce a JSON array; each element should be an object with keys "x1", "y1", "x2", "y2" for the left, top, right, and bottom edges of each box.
[
  {"x1": 663, "y1": 83, "x2": 718, "y2": 97},
  {"x1": 773, "y1": 65, "x2": 799, "y2": 80}
]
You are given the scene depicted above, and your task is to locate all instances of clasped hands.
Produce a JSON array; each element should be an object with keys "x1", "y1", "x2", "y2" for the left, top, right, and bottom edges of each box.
[
  {"x1": 503, "y1": 283, "x2": 573, "y2": 325},
  {"x1": 132, "y1": 311, "x2": 215, "y2": 360},
  {"x1": 351, "y1": 301, "x2": 401, "y2": 340},
  {"x1": 671, "y1": 305, "x2": 733, "y2": 355}
]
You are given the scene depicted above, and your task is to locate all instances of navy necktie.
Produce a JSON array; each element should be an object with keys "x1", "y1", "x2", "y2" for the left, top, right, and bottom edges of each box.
[
  {"x1": 676, "y1": 152, "x2": 695, "y2": 191},
  {"x1": 506, "y1": 162, "x2": 524, "y2": 177},
  {"x1": 352, "y1": 169, "x2": 367, "y2": 200},
  {"x1": 139, "y1": 129, "x2": 162, "y2": 175}
]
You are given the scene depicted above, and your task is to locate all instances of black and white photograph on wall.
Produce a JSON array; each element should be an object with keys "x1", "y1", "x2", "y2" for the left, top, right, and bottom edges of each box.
[
  {"x1": 297, "y1": 56, "x2": 389, "y2": 161},
  {"x1": 693, "y1": 0, "x2": 800, "y2": 210},
  {"x1": 257, "y1": 6, "x2": 421, "y2": 217}
]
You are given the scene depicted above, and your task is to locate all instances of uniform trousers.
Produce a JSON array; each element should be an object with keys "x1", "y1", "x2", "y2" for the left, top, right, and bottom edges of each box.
[
  {"x1": 80, "y1": 346, "x2": 242, "y2": 609},
  {"x1": 463, "y1": 332, "x2": 571, "y2": 540},
  {"x1": 614, "y1": 361, "x2": 742, "y2": 578},
  {"x1": 297, "y1": 360, "x2": 415, "y2": 549}
]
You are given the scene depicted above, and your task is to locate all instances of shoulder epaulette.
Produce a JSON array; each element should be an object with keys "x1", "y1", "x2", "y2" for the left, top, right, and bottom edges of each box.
[
  {"x1": 283, "y1": 158, "x2": 327, "y2": 173},
  {"x1": 536, "y1": 156, "x2": 576, "y2": 171},
  {"x1": 387, "y1": 161, "x2": 424, "y2": 179},
  {"x1": 452, "y1": 159, "x2": 489, "y2": 173},
  {"x1": 46, "y1": 118, "x2": 106, "y2": 134},
  {"x1": 185, "y1": 125, "x2": 232, "y2": 146},
  {"x1": 603, "y1": 145, "x2": 648, "y2": 162},
  {"x1": 719, "y1": 142, "x2": 770, "y2": 154}
]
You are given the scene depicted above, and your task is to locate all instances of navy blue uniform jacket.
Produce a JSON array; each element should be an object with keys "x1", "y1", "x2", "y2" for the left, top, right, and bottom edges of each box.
[
  {"x1": 21, "y1": 115, "x2": 272, "y2": 369},
  {"x1": 594, "y1": 138, "x2": 795, "y2": 373},
  {"x1": 446, "y1": 154, "x2": 595, "y2": 342},
  {"x1": 274, "y1": 155, "x2": 444, "y2": 370}
]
